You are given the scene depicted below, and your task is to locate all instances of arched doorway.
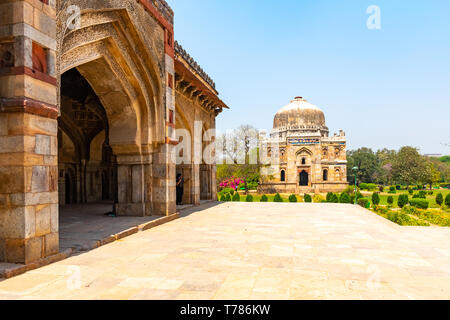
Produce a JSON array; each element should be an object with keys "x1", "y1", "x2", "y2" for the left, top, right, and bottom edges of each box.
[
  {"x1": 59, "y1": 68, "x2": 118, "y2": 209},
  {"x1": 323, "y1": 169, "x2": 328, "y2": 181},
  {"x1": 300, "y1": 170, "x2": 309, "y2": 186}
]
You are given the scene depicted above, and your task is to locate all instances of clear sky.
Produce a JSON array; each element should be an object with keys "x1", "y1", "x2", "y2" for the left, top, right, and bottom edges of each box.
[{"x1": 169, "y1": 0, "x2": 450, "y2": 155}]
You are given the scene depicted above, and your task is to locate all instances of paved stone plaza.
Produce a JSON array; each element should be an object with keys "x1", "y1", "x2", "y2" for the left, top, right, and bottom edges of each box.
[{"x1": 0, "y1": 202, "x2": 449, "y2": 300}]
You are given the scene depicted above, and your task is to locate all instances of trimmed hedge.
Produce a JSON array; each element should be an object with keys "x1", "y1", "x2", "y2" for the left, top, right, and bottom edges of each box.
[
  {"x1": 436, "y1": 193, "x2": 443, "y2": 206},
  {"x1": 304, "y1": 194, "x2": 312, "y2": 203},
  {"x1": 260, "y1": 194, "x2": 268, "y2": 202},
  {"x1": 358, "y1": 198, "x2": 370, "y2": 208},
  {"x1": 371, "y1": 193, "x2": 380, "y2": 206},
  {"x1": 398, "y1": 194, "x2": 409, "y2": 208},
  {"x1": 339, "y1": 192, "x2": 351, "y2": 203},
  {"x1": 446, "y1": 194, "x2": 450, "y2": 207},
  {"x1": 288, "y1": 194, "x2": 298, "y2": 203},
  {"x1": 274, "y1": 193, "x2": 283, "y2": 202},
  {"x1": 387, "y1": 196, "x2": 394, "y2": 206},
  {"x1": 225, "y1": 193, "x2": 232, "y2": 202},
  {"x1": 409, "y1": 199, "x2": 429, "y2": 209},
  {"x1": 232, "y1": 193, "x2": 241, "y2": 202},
  {"x1": 245, "y1": 194, "x2": 254, "y2": 202}
]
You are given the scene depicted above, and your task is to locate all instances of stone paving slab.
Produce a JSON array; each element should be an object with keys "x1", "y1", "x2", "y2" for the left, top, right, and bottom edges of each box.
[{"x1": 0, "y1": 202, "x2": 449, "y2": 300}]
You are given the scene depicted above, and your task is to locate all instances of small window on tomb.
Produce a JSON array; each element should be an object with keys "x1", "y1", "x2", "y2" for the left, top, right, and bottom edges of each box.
[
  {"x1": 302, "y1": 158, "x2": 306, "y2": 165},
  {"x1": 32, "y1": 42, "x2": 48, "y2": 74},
  {"x1": 281, "y1": 170, "x2": 286, "y2": 182},
  {"x1": 323, "y1": 169, "x2": 328, "y2": 181}
]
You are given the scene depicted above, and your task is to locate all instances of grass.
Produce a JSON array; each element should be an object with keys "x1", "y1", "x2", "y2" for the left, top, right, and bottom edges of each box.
[{"x1": 361, "y1": 189, "x2": 450, "y2": 208}]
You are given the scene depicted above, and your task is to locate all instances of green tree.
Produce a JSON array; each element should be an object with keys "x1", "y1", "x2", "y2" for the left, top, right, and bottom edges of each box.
[
  {"x1": 424, "y1": 162, "x2": 441, "y2": 189},
  {"x1": 347, "y1": 148, "x2": 379, "y2": 184},
  {"x1": 391, "y1": 147, "x2": 428, "y2": 186}
]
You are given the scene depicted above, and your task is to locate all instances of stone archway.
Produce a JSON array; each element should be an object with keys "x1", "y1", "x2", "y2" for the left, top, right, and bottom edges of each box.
[{"x1": 57, "y1": 4, "x2": 168, "y2": 217}]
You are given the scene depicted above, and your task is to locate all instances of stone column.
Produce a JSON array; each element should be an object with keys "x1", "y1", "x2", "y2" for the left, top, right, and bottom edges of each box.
[
  {"x1": 211, "y1": 164, "x2": 217, "y2": 201},
  {"x1": 192, "y1": 163, "x2": 200, "y2": 205},
  {"x1": 114, "y1": 154, "x2": 148, "y2": 217},
  {"x1": 0, "y1": 0, "x2": 58, "y2": 264},
  {"x1": 152, "y1": 143, "x2": 176, "y2": 216}
]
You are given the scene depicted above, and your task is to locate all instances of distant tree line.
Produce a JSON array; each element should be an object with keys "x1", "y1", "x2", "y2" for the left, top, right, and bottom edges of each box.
[{"x1": 347, "y1": 146, "x2": 450, "y2": 188}]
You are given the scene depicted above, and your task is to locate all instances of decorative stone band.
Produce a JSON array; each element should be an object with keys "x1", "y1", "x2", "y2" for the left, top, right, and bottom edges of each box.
[
  {"x1": 139, "y1": 0, "x2": 174, "y2": 28},
  {"x1": 0, "y1": 97, "x2": 59, "y2": 119},
  {"x1": 0, "y1": 67, "x2": 57, "y2": 87}
]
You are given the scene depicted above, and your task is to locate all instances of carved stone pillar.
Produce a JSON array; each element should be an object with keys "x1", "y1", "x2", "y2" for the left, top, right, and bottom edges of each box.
[
  {"x1": 115, "y1": 154, "x2": 147, "y2": 217},
  {"x1": 0, "y1": 0, "x2": 58, "y2": 263}
]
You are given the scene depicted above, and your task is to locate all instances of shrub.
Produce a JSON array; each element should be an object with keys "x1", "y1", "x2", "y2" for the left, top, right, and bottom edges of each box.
[
  {"x1": 339, "y1": 192, "x2": 351, "y2": 203},
  {"x1": 260, "y1": 194, "x2": 268, "y2": 202},
  {"x1": 418, "y1": 190, "x2": 427, "y2": 199},
  {"x1": 232, "y1": 193, "x2": 241, "y2": 202},
  {"x1": 343, "y1": 186, "x2": 359, "y2": 194},
  {"x1": 445, "y1": 194, "x2": 450, "y2": 207},
  {"x1": 288, "y1": 194, "x2": 298, "y2": 203},
  {"x1": 387, "y1": 212, "x2": 429, "y2": 226},
  {"x1": 220, "y1": 194, "x2": 227, "y2": 202},
  {"x1": 274, "y1": 193, "x2": 283, "y2": 202},
  {"x1": 358, "y1": 198, "x2": 370, "y2": 208},
  {"x1": 367, "y1": 183, "x2": 378, "y2": 191},
  {"x1": 245, "y1": 194, "x2": 254, "y2": 202},
  {"x1": 218, "y1": 187, "x2": 234, "y2": 197},
  {"x1": 397, "y1": 194, "x2": 409, "y2": 208},
  {"x1": 388, "y1": 186, "x2": 397, "y2": 194},
  {"x1": 408, "y1": 187, "x2": 414, "y2": 195},
  {"x1": 304, "y1": 194, "x2": 312, "y2": 203},
  {"x1": 359, "y1": 183, "x2": 368, "y2": 190},
  {"x1": 313, "y1": 194, "x2": 325, "y2": 203},
  {"x1": 371, "y1": 193, "x2": 380, "y2": 206},
  {"x1": 396, "y1": 185, "x2": 401, "y2": 190},
  {"x1": 331, "y1": 193, "x2": 339, "y2": 203},
  {"x1": 247, "y1": 181, "x2": 258, "y2": 190},
  {"x1": 387, "y1": 196, "x2": 394, "y2": 206},
  {"x1": 326, "y1": 192, "x2": 334, "y2": 202},
  {"x1": 379, "y1": 185, "x2": 384, "y2": 192},
  {"x1": 225, "y1": 193, "x2": 232, "y2": 202},
  {"x1": 409, "y1": 199, "x2": 429, "y2": 210},
  {"x1": 436, "y1": 193, "x2": 444, "y2": 206}
]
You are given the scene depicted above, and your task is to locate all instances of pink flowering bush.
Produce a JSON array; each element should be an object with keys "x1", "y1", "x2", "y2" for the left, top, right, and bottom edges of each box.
[{"x1": 219, "y1": 177, "x2": 244, "y2": 191}]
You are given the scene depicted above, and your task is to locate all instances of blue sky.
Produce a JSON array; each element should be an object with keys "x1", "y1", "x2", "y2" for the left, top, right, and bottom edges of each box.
[{"x1": 170, "y1": 0, "x2": 450, "y2": 155}]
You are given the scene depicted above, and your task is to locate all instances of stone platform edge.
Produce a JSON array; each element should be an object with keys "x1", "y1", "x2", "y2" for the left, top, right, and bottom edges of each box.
[{"x1": 0, "y1": 212, "x2": 181, "y2": 279}]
